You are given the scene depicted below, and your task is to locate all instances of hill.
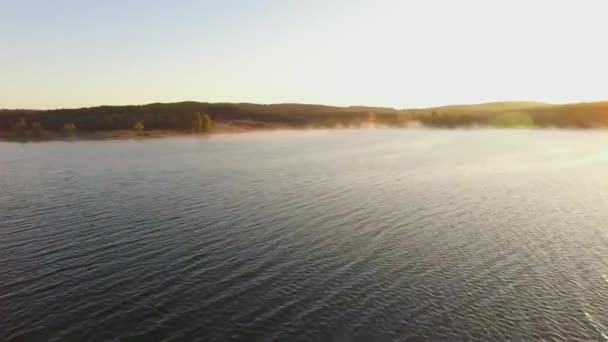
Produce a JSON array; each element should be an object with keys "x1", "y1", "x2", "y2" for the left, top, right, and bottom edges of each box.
[
  {"x1": 0, "y1": 102, "x2": 411, "y2": 134},
  {"x1": 2, "y1": 101, "x2": 608, "y2": 139},
  {"x1": 408, "y1": 101, "x2": 608, "y2": 128}
]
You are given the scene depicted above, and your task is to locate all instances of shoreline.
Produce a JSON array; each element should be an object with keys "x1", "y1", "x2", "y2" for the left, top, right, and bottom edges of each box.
[
  {"x1": 2, "y1": 122, "x2": 607, "y2": 143},
  {"x1": 0, "y1": 122, "x2": 297, "y2": 143},
  {"x1": 0, "y1": 121, "x2": 423, "y2": 142},
  {"x1": 4, "y1": 101, "x2": 608, "y2": 137}
]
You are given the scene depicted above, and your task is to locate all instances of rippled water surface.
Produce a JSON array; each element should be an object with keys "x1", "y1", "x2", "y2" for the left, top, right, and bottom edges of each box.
[{"x1": 3, "y1": 129, "x2": 608, "y2": 341}]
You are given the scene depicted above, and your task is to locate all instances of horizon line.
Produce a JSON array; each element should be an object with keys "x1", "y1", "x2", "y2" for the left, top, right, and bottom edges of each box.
[{"x1": 3, "y1": 99, "x2": 608, "y2": 112}]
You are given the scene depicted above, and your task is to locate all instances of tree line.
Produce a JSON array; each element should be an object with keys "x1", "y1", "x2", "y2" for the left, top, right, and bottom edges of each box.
[
  {"x1": 0, "y1": 102, "x2": 411, "y2": 135},
  {"x1": 2, "y1": 101, "x2": 608, "y2": 137}
]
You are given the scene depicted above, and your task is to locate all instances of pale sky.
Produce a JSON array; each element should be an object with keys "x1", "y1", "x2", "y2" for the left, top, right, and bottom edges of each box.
[{"x1": 1, "y1": 0, "x2": 607, "y2": 109}]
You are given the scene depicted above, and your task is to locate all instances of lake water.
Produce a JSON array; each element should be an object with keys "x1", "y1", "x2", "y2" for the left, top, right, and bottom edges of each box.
[{"x1": 2, "y1": 129, "x2": 608, "y2": 341}]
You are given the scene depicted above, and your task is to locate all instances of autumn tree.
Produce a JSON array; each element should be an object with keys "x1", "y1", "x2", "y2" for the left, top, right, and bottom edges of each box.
[
  {"x1": 133, "y1": 121, "x2": 144, "y2": 133},
  {"x1": 201, "y1": 114, "x2": 213, "y2": 132}
]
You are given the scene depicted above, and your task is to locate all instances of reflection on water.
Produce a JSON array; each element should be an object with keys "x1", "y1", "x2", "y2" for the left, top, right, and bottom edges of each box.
[{"x1": 2, "y1": 129, "x2": 608, "y2": 341}]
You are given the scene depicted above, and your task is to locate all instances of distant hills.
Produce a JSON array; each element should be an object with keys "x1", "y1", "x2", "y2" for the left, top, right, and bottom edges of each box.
[
  {"x1": 424, "y1": 101, "x2": 552, "y2": 115},
  {"x1": 2, "y1": 100, "x2": 608, "y2": 135},
  {"x1": 416, "y1": 101, "x2": 608, "y2": 128}
]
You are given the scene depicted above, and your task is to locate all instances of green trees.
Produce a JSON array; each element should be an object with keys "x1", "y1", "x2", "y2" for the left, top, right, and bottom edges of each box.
[
  {"x1": 491, "y1": 111, "x2": 535, "y2": 128},
  {"x1": 133, "y1": 121, "x2": 144, "y2": 133},
  {"x1": 4, "y1": 101, "x2": 608, "y2": 133}
]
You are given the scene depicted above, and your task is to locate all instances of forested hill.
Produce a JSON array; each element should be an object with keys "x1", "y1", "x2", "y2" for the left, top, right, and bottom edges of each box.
[
  {"x1": 0, "y1": 102, "x2": 409, "y2": 132},
  {"x1": 2, "y1": 101, "x2": 608, "y2": 133}
]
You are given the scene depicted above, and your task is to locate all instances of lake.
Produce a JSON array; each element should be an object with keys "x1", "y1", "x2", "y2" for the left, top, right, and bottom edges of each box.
[{"x1": 2, "y1": 129, "x2": 608, "y2": 341}]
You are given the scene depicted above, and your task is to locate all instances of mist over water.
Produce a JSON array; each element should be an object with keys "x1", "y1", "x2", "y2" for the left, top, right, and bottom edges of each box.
[{"x1": 2, "y1": 129, "x2": 608, "y2": 341}]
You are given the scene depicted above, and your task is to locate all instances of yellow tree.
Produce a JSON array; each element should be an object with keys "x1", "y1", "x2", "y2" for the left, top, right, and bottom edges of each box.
[
  {"x1": 201, "y1": 114, "x2": 213, "y2": 132},
  {"x1": 134, "y1": 121, "x2": 144, "y2": 133}
]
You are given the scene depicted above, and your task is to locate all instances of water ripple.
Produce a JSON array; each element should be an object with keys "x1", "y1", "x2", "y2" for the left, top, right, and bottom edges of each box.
[{"x1": 3, "y1": 129, "x2": 608, "y2": 341}]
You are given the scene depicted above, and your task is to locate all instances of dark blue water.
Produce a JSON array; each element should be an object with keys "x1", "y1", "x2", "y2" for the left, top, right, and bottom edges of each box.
[{"x1": 2, "y1": 129, "x2": 608, "y2": 341}]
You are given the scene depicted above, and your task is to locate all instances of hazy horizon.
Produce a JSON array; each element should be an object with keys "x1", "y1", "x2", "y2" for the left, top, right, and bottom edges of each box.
[
  {"x1": 1, "y1": 98, "x2": 605, "y2": 112},
  {"x1": 3, "y1": 0, "x2": 608, "y2": 109}
]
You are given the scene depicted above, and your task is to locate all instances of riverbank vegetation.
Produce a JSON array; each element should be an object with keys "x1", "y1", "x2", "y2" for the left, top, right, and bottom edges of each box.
[{"x1": 1, "y1": 101, "x2": 608, "y2": 140}]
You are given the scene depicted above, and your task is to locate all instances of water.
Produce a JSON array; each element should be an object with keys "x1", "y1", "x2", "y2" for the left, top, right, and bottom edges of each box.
[{"x1": 2, "y1": 129, "x2": 608, "y2": 341}]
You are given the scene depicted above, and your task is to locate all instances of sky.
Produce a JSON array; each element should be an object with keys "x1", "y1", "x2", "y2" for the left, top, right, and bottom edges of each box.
[{"x1": 1, "y1": 0, "x2": 607, "y2": 109}]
